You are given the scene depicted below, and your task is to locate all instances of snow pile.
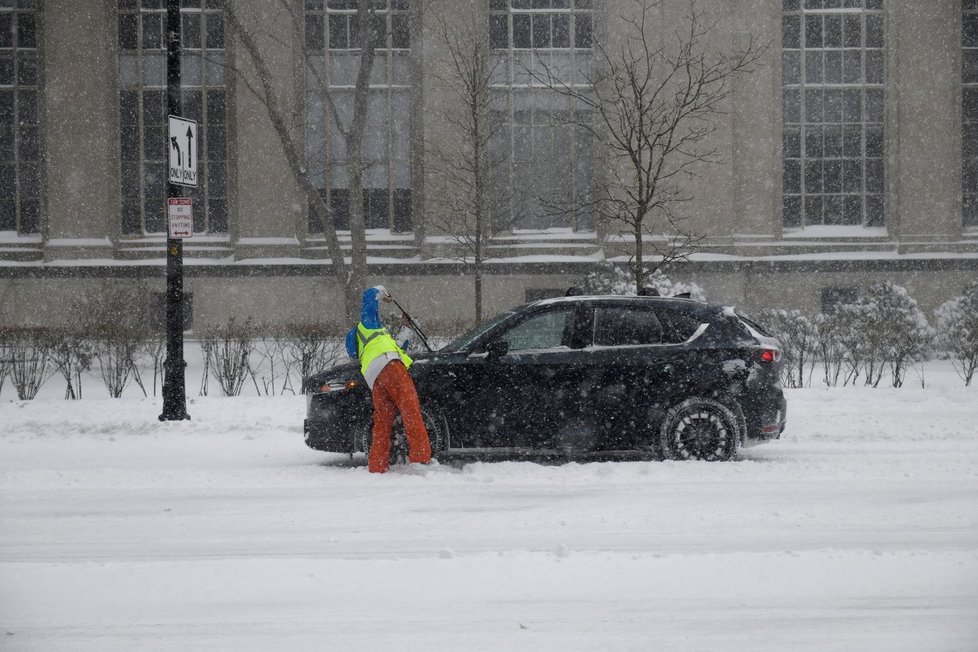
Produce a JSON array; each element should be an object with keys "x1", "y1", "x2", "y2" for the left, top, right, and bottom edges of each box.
[{"x1": 1, "y1": 364, "x2": 976, "y2": 651}]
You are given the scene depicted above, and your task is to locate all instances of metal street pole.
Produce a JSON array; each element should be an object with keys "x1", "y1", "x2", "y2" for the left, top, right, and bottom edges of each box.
[{"x1": 160, "y1": 0, "x2": 189, "y2": 421}]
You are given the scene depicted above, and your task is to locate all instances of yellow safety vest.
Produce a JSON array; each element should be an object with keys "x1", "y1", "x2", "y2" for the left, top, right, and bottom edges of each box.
[{"x1": 355, "y1": 323, "x2": 413, "y2": 378}]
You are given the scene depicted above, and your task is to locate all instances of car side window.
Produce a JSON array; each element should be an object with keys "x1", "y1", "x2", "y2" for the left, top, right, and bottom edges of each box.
[
  {"x1": 655, "y1": 307, "x2": 705, "y2": 344},
  {"x1": 500, "y1": 308, "x2": 573, "y2": 352},
  {"x1": 593, "y1": 306, "x2": 662, "y2": 346}
]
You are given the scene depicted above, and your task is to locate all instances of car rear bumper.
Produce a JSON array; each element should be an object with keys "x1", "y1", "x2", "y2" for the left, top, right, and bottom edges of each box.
[
  {"x1": 743, "y1": 391, "x2": 787, "y2": 447},
  {"x1": 304, "y1": 417, "x2": 355, "y2": 453}
]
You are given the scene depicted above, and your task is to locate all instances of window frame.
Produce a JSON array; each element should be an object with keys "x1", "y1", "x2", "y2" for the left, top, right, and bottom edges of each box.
[
  {"x1": 488, "y1": 0, "x2": 595, "y2": 232},
  {"x1": 964, "y1": 0, "x2": 978, "y2": 229},
  {"x1": 304, "y1": 0, "x2": 414, "y2": 234},
  {"x1": 117, "y1": 0, "x2": 228, "y2": 236},
  {"x1": 782, "y1": 0, "x2": 886, "y2": 230},
  {"x1": 0, "y1": 1, "x2": 40, "y2": 235}
]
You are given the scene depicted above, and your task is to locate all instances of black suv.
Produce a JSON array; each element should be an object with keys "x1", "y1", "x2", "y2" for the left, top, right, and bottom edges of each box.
[{"x1": 303, "y1": 294, "x2": 786, "y2": 462}]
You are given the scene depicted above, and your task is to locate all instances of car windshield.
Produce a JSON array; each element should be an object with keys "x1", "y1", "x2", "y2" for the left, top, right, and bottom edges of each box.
[{"x1": 443, "y1": 310, "x2": 517, "y2": 352}]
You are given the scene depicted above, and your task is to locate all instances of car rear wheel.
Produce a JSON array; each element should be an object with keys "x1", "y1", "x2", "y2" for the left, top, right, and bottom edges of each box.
[
  {"x1": 659, "y1": 398, "x2": 740, "y2": 462},
  {"x1": 355, "y1": 408, "x2": 446, "y2": 465}
]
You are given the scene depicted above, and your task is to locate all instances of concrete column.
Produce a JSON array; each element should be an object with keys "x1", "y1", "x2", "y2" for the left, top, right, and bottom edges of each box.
[
  {"x1": 41, "y1": 0, "x2": 119, "y2": 260},
  {"x1": 730, "y1": 0, "x2": 783, "y2": 242},
  {"x1": 228, "y1": 0, "x2": 305, "y2": 259},
  {"x1": 887, "y1": 0, "x2": 961, "y2": 245}
]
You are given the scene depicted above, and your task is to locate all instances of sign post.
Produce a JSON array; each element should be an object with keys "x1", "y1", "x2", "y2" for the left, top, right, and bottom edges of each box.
[{"x1": 159, "y1": 0, "x2": 191, "y2": 422}]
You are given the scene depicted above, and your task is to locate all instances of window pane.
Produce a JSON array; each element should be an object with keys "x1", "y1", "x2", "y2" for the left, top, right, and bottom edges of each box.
[
  {"x1": 16, "y1": 12, "x2": 36, "y2": 48},
  {"x1": 142, "y1": 13, "x2": 162, "y2": 49},
  {"x1": 594, "y1": 308, "x2": 662, "y2": 346},
  {"x1": 391, "y1": 13, "x2": 409, "y2": 48},
  {"x1": 552, "y1": 14, "x2": 569, "y2": 47},
  {"x1": 783, "y1": 51, "x2": 801, "y2": 84},
  {"x1": 805, "y1": 50, "x2": 823, "y2": 83},
  {"x1": 783, "y1": 15, "x2": 800, "y2": 49},
  {"x1": 824, "y1": 50, "x2": 842, "y2": 83},
  {"x1": 784, "y1": 129, "x2": 801, "y2": 158},
  {"x1": 865, "y1": 14, "x2": 883, "y2": 48},
  {"x1": 0, "y1": 14, "x2": 10, "y2": 48},
  {"x1": 865, "y1": 88, "x2": 883, "y2": 121},
  {"x1": 574, "y1": 13, "x2": 591, "y2": 48},
  {"x1": 965, "y1": 14, "x2": 978, "y2": 48},
  {"x1": 865, "y1": 50, "x2": 883, "y2": 83},
  {"x1": 843, "y1": 15, "x2": 860, "y2": 47},
  {"x1": 490, "y1": 14, "x2": 508, "y2": 49},
  {"x1": 843, "y1": 49, "x2": 861, "y2": 83},
  {"x1": 306, "y1": 14, "x2": 324, "y2": 50},
  {"x1": 16, "y1": 51, "x2": 37, "y2": 85},
  {"x1": 784, "y1": 159, "x2": 801, "y2": 192},
  {"x1": 183, "y1": 13, "x2": 201, "y2": 48},
  {"x1": 513, "y1": 14, "x2": 531, "y2": 48},
  {"x1": 783, "y1": 88, "x2": 801, "y2": 122},
  {"x1": 329, "y1": 15, "x2": 347, "y2": 48},
  {"x1": 502, "y1": 309, "x2": 571, "y2": 351},
  {"x1": 965, "y1": 49, "x2": 978, "y2": 85},
  {"x1": 805, "y1": 15, "x2": 822, "y2": 48},
  {"x1": 206, "y1": 14, "x2": 224, "y2": 48},
  {"x1": 824, "y1": 14, "x2": 841, "y2": 48},
  {"x1": 805, "y1": 88, "x2": 824, "y2": 122}
]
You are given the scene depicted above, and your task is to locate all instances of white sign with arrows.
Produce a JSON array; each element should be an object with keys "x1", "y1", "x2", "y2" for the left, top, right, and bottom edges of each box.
[{"x1": 168, "y1": 115, "x2": 198, "y2": 187}]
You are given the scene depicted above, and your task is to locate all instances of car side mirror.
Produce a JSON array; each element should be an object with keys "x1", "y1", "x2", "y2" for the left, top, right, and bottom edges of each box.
[{"x1": 486, "y1": 339, "x2": 509, "y2": 359}]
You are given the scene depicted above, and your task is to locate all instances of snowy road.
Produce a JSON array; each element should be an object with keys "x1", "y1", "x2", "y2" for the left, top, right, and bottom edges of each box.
[{"x1": 2, "y1": 376, "x2": 977, "y2": 651}]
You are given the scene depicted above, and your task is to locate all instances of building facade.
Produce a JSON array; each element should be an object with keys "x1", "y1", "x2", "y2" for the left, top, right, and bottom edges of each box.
[{"x1": 0, "y1": 0, "x2": 975, "y2": 332}]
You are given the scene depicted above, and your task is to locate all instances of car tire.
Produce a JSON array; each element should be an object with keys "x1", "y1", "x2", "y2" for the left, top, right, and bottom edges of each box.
[
  {"x1": 658, "y1": 397, "x2": 741, "y2": 462},
  {"x1": 355, "y1": 408, "x2": 446, "y2": 465}
]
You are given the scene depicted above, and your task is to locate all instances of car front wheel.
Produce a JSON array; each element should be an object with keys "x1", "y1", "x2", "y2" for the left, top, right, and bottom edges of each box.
[
  {"x1": 355, "y1": 408, "x2": 446, "y2": 465},
  {"x1": 659, "y1": 398, "x2": 740, "y2": 462}
]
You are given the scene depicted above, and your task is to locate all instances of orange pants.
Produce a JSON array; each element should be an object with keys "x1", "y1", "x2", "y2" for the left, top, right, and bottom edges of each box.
[{"x1": 369, "y1": 361, "x2": 431, "y2": 473}]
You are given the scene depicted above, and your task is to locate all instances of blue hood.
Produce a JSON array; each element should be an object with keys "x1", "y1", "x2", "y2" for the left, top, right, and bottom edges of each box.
[{"x1": 360, "y1": 286, "x2": 384, "y2": 329}]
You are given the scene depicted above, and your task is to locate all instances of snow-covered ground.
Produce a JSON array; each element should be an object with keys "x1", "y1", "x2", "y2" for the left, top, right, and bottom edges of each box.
[{"x1": 1, "y1": 363, "x2": 977, "y2": 651}]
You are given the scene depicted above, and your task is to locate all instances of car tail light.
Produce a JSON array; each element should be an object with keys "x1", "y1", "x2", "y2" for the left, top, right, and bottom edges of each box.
[
  {"x1": 757, "y1": 349, "x2": 782, "y2": 363},
  {"x1": 318, "y1": 380, "x2": 359, "y2": 393}
]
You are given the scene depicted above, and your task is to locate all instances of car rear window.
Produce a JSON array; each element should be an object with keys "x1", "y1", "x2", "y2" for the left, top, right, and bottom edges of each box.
[
  {"x1": 655, "y1": 307, "x2": 705, "y2": 344},
  {"x1": 593, "y1": 306, "x2": 662, "y2": 346}
]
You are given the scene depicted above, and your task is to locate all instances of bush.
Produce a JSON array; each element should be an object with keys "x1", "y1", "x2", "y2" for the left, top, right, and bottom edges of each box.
[
  {"x1": 3, "y1": 327, "x2": 54, "y2": 400},
  {"x1": 80, "y1": 289, "x2": 151, "y2": 398},
  {"x1": 581, "y1": 261, "x2": 705, "y2": 300},
  {"x1": 198, "y1": 317, "x2": 258, "y2": 397},
  {"x1": 755, "y1": 309, "x2": 819, "y2": 388},
  {"x1": 935, "y1": 280, "x2": 978, "y2": 387},
  {"x1": 49, "y1": 328, "x2": 94, "y2": 399},
  {"x1": 818, "y1": 282, "x2": 934, "y2": 388}
]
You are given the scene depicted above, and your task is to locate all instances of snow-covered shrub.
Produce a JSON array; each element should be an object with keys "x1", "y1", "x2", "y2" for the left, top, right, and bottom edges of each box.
[
  {"x1": 755, "y1": 309, "x2": 819, "y2": 388},
  {"x1": 934, "y1": 280, "x2": 978, "y2": 386},
  {"x1": 49, "y1": 328, "x2": 94, "y2": 399},
  {"x1": 820, "y1": 282, "x2": 934, "y2": 388},
  {"x1": 142, "y1": 335, "x2": 166, "y2": 397},
  {"x1": 4, "y1": 327, "x2": 54, "y2": 400},
  {"x1": 861, "y1": 282, "x2": 935, "y2": 387},
  {"x1": 82, "y1": 289, "x2": 150, "y2": 399},
  {"x1": 814, "y1": 308, "x2": 860, "y2": 387},
  {"x1": 0, "y1": 327, "x2": 9, "y2": 397},
  {"x1": 249, "y1": 323, "x2": 346, "y2": 396},
  {"x1": 581, "y1": 261, "x2": 705, "y2": 300},
  {"x1": 198, "y1": 317, "x2": 258, "y2": 397}
]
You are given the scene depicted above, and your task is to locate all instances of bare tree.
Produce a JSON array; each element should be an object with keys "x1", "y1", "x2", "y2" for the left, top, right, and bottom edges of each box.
[
  {"x1": 534, "y1": 0, "x2": 765, "y2": 289},
  {"x1": 222, "y1": 0, "x2": 388, "y2": 320},
  {"x1": 425, "y1": 6, "x2": 523, "y2": 322}
]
